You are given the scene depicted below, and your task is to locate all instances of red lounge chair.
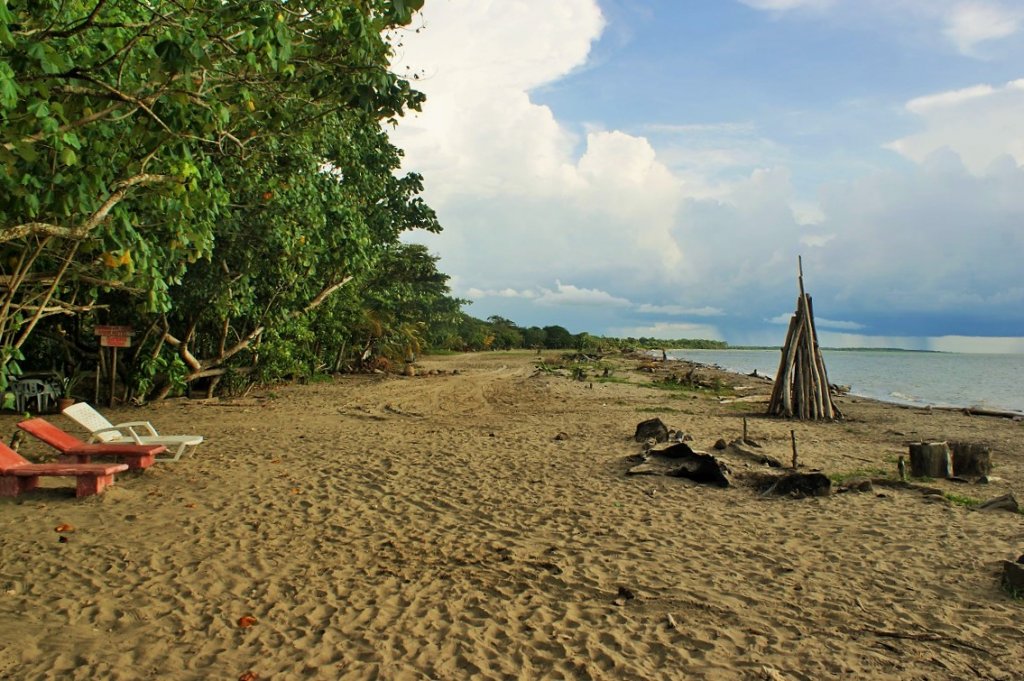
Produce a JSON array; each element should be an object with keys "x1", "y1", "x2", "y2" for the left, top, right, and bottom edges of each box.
[
  {"x1": 17, "y1": 418, "x2": 166, "y2": 470},
  {"x1": 0, "y1": 441, "x2": 128, "y2": 498}
]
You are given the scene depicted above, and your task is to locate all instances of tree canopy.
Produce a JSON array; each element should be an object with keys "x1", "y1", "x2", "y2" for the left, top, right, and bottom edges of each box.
[{"x1": 0, "y1": 0, "x2": 463, "y2": 399}]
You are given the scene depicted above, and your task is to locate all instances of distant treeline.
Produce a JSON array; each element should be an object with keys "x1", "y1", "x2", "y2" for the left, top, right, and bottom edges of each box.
[{"x1": 435, "y1": 315, "x2": 728, "y2": 352}]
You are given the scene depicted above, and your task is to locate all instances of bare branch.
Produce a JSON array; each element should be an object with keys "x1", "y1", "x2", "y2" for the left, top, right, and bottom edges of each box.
[{"x1": 0, "y1": 173, "x2": 172, "y2": 244}]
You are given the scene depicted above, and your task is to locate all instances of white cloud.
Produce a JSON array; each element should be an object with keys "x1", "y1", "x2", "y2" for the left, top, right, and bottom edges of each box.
[
  {"x1": 535, "y1": 281, "x2": 632, "y2": 308},
  {"x1": 888, "y1": 79, "x2": 1024, "y2": 175},
  {"x1": 943, "y1": 3, "x2": 1021, "y2": 54},
  {"x1": 737, "y1": 0, "x2": 1023, "y2": 55},
  {"x1": 636, "y1": 304, "x2": 726, "y2": 317},
  {"x1": 765, "y1": 313, "x2": 862, "y2": 329},
  {"x1": 738, "y1": 0, "x2": 832, "y2": 10},
  {"x1": 817, "y1": 318, "x2": 867, "y2": 331},
  {"x1": 465, "y1": 287, "x2": 537, "y2": 300},
  {"x1": 393, "y1": 2, "x2": 1024, "y2": 348}
]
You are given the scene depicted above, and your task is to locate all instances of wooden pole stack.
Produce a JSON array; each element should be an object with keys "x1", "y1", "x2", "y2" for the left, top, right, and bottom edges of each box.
[{"x1": 768, "y1": 257, "x2": 842, "y2": 420}]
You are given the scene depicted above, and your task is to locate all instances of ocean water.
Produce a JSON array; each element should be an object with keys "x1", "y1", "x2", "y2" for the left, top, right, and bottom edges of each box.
[{"x1": 666, "y1": 348, "x2": 1024, "y2": 414}]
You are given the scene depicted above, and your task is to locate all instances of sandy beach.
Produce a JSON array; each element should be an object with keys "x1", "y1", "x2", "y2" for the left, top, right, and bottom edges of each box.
[{"x1": 1, "y1": 350, "x2": 1021, "y2": 680}]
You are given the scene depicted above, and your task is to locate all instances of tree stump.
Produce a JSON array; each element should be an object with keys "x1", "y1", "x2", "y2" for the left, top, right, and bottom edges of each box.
[
  {"x1": 634, "y1": 418, "x2": 669, "y2": 443},
  {"x1": 949, "y1": 441, "x2": 992, "y2": 477},
  {"x1": 908, "y1": 442, "x2": 952, "y2": 479}
]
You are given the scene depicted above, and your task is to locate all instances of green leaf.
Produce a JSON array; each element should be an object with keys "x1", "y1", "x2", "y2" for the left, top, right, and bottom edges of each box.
[{"x1": 59, "y1": 147, "x2": 77, "y2": 166}]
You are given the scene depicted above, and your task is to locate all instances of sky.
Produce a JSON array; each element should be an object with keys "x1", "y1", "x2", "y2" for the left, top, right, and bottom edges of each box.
[{"x1": 388, "y1": 0, "x2": 1024, "y2": 352}]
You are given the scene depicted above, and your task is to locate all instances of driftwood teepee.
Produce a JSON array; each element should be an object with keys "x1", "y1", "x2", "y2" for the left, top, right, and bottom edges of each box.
[{"x1": 768, "y1": 258, "x2": 842, "y2": 420}]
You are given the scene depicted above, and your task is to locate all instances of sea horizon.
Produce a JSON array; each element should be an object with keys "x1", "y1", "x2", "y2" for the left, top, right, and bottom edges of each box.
[{"x1": 666, "y1": 347, "x2": 1024, "y2": 414}]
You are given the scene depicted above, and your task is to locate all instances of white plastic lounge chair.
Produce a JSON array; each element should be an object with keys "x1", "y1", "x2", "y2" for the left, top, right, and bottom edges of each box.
[{"x1": 61, "y1": 402, "x2": 203, "y2": 462}]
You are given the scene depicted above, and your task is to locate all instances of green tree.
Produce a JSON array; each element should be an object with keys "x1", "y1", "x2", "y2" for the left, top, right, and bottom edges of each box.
[
  {"x1": 543, "y1": 325, "x2": 574, "y2": 349},
  {"x1": 0, "y1": 0, "x2": 429, "y2": 395}
]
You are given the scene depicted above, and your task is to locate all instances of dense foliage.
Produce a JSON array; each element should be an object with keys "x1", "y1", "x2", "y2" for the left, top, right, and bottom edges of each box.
[
  {"x1": 1, "y1": 1, "x2": 724, "y2": 403},
  {"x1": 0, "y1": 0, "x2": 464, "y2": 400}
]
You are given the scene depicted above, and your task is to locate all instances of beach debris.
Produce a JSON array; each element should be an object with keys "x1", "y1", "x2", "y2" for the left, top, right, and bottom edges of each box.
[
  {"x1": 634, "y1": 418, "x2": 669, "y2": 443},
  {"x1": 666, "y1": 613, "x2": 677, "y2": 629},
  {"x1": 667, "y1": 429, "x2": 691, "y2": 443},
  {"x1": 58, "y1": 536, "x2": 69, "y2": 544},
  {"x1": 53, "y1": 523, "x2": 74, "y2": 533},
  {"x1": 977, "y1": 475, "x2": 1002, "y2": 484},
  {"x1": 612, "y1": 585, "x2": 637, "y2": 606},
  {"x1": 713, "y1": 438, "x2": 728, "y2": 450},
  {"x1": 949, "y1": 441, "x2": 992, "y2": 477},
  {"x1": 977, "y1": 493, "x2": 1019, "y2": 513},
  {"x1": 626, "y1": 443, "x2": 730, "y2": 487},
  {"x1": 767, "y1": 257, "x2": 842, "y2": 421},
  {"x1": 665, "y1": 447, "x2": 730, "y2": 488},
  {"x1": 898, "y1": 456, "x2": 907, "y2": 481},
  {"x1": 906, "y1": 441, "x2": 994, "y2": 480},
  {"x1": 724, "y1": 439, "x2": 783, "y2": 468},
  {"x1": 908, "y1": 442, "x2": 953, "y2": 479},
  {"x1": 554, "y1": 432, "x2": 569, "y2": 441},
  {"x1": 1003, "y1": 559, "x2": 1024, "y2": 594},
  {"x1": 760, "y1": 472, "x2": 831, "y2": 498},
  {"x1": 625, "y1": 462, "x2": 661, "y2": 476},
  {"x1": 237, "y1": 616, "x2": 258, "y2": 628},
  {"x1": 836, "y1": 478, "x2": 873, "y2": 494},
  {"x1": 238, "y1": 672, "x2": 259, "y2": 681}
]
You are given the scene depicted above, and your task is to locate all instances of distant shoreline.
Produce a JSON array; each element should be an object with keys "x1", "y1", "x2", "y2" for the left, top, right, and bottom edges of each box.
[{"x1": 723, "y1": 346, "x2": 945, "y2": 353}]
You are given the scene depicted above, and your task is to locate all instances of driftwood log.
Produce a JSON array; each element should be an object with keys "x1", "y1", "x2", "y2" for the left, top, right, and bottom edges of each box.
[
  {"x1": 760, "y1": 472, "x2": 831, "y2": 498},
  {"x1": 666, "y1": 452, "x2": 730, "y2": 487},
  {"x1": 977, "y1": 493, "x2": 1019, "y2": 513}
]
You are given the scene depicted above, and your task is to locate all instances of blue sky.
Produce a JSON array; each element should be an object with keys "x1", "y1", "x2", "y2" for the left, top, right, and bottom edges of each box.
[{"x1": 390, "y1": 0, "x2": 1024, "y2": 352}]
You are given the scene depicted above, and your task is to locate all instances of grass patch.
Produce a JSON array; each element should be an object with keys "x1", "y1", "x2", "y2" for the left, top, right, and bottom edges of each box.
[
  {"x1": 636, "y1": 406, "x2": 682, "y2": 413},
  {"x1": 944, "y1": 493, "x2": 981, "y2": 508}
]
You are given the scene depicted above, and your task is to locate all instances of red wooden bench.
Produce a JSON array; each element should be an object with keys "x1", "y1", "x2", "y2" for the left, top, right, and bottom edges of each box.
[
  {"x1": 0, "y1": 442, "x2": 128, "y2": 497},
  {"x1": 17, "y1": 418, "x2": 167, "y2": 470}
]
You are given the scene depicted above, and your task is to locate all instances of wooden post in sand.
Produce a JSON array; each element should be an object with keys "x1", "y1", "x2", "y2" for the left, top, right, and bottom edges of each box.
[{"x1": 908, "y1": 442, "x2": 952, "y2": 479}]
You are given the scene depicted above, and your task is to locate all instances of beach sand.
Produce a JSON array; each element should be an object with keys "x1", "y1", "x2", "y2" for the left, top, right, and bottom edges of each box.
[{"x1": 1, "y1": 350, "x2": 1021, "y2": 680}]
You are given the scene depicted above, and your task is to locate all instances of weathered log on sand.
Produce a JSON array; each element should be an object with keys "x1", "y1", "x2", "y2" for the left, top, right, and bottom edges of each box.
[
  {"x1": 908, "y1": 442, "x2": 952, "y2": 478},
  {"x1": 961, "y1": 406, "x2": 1024, "y2": 420},
  {"x1": 977, "y1": 493, "x2": 1019, "y2": 513},
  {"x1": 761, "y1": 472, "x2": 831, "y2": 498},
  {"x1": 661, "y1": 445, "x2": 730, "y2": 487},
  {"x1": 949, "y1": 441, "x2": 992, "y2": 477}
]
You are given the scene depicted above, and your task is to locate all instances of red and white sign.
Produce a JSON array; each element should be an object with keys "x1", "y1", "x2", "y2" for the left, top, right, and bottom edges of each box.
[{"x1": 100, "y1": 336, "x2": 131, "y2": 348}]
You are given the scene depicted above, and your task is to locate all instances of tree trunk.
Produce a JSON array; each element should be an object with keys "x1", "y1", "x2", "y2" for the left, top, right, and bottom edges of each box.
[
  {"x1": 908, "y1": 442, "x2": 952, "y2": 479},
  {"x1": 949, "y1": 442, "x2": 992, "y2": 477}
]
